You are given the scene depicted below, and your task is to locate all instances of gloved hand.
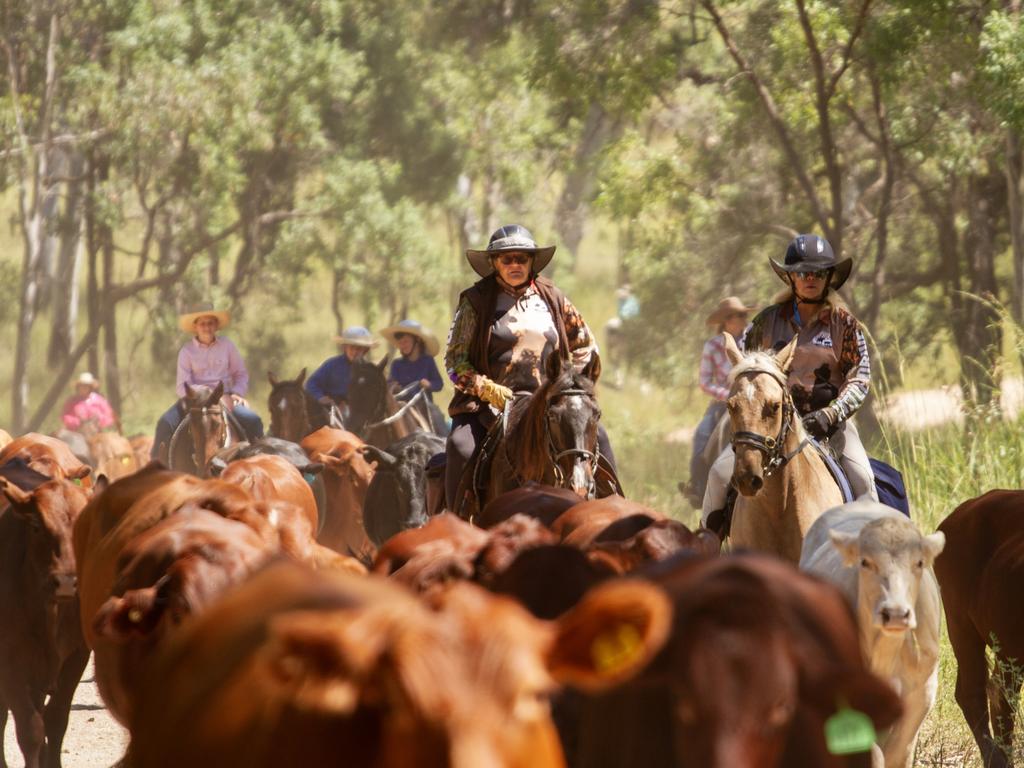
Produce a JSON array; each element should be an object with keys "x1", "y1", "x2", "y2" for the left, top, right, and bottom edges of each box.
[
  {"x1": 478, "y1": 378, "x2": 514, "y2": 410},
  {"x1": 802, "y1": 406, "x2": 838, "y2": 439}
]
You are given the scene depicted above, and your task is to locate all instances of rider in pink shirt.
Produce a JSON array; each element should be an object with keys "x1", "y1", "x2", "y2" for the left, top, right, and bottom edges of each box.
[{"x1": 61, "y1": 372, "x2": 117, "y2": 431}]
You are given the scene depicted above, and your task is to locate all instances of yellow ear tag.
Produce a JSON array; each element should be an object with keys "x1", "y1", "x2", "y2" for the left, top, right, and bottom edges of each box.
[
  {"x1": 121, "y1": 455, "x2": 132, "y2": 465},
  {"x1": 825, "y1": 707, "x2": 876, "y2": 755},
  {"x1": 590, "y1": 623, "x2": 643, "y2": 674}
]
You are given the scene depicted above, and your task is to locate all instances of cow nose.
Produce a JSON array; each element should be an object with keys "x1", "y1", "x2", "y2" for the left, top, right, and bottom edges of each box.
[
  {"x1": 51, "y1": 573, "x2": 78, "y2": 600},
  {"x1": 880, "y1": 605, "x2": 913, "y2": 630}
]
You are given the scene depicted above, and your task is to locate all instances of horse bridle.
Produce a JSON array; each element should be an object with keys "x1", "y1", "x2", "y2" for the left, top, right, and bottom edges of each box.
[
  {"x1": 188, "y1": 403, "x2": 232, "y2": 460},
  {"x1": 729, "y1": 369, "x2": 808, "y2": 476},
  {"x1": 545, "y1": 388, "x2": 600, "y2": 488}
]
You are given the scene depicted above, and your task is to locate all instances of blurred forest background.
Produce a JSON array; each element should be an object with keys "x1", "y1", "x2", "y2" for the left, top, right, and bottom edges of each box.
[{"x1": 4, "y1": 0, "x2": 1024, "y2": 483}]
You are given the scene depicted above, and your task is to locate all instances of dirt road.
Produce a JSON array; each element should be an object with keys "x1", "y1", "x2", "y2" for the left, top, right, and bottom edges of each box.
[{"x1": 2, "y1": 657, "x2": 126, "y2": 768}]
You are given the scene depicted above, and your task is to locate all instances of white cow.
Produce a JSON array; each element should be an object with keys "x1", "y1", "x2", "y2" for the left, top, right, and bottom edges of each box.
[{"x1": 800, "y1": 500, "x2": 945, "y2": 768}]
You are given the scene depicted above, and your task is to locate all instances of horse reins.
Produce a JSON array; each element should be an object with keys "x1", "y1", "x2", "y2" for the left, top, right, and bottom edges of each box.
[
  {"x1": 361, "y1": 382, "x2": 429, "y2": 436},
  {"x1": 730, "y1": 370, "x2": 809, "y2": 476},
  {"x1": 544, "y1": 388, "x2": 600, "y2": 490}
]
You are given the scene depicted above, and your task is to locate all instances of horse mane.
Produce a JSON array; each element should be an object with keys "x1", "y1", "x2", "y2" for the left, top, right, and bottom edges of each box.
[
  {"x1": 513, "y1": 370, "x2": 596, "y2": 482},
  {"x1": 728, "y1": 351, "x2": 787, "y2": 386}
]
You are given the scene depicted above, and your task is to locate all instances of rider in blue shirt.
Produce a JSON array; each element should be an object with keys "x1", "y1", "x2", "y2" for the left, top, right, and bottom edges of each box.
[
  {"x1": 379, "y1": 320, "x2": 444, "y2": 402},
  {"x1": 305, "y1": 326, "x2": 380, "y2": 407}
]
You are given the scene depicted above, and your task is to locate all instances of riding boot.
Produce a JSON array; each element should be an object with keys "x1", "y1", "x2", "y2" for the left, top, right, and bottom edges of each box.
[{"x1": 705, "y1": 486, "x2": 737, "y2": 540}]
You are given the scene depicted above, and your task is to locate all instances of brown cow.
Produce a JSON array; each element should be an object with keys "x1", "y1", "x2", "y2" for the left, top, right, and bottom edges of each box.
[
  {"x1": 89, "y1": 431, "x2": 139, "y2": 481},
  {"x1": 478, "y1": 483, "x2": 582, "y2": 529},
  {"x1": 301, "y1": 427, "x2": 375, "y2": 561},
  {"x1": 372, "y1": 512, "x2": 488, "y2": 575},
  {"x1": 0, "y1": 465, "x2": 92, "y2": 768},
  {"x1": 571, "y1": 553, "x2": 903, "y2": 768},
  {"x1": 125, "y1": 560, "x2": 672, "y2": 768},
  {"x1": 127, "y1": 435, "x2": 154, "y2": 470},
  {"x1": 0, "y1": 433, "x2": 91, "y2": 483},
  {"x1": 551, "y1": 495, "x2": 665, "y2": 545},
  {"x1": 587, "y1": 519, "x2": 721, "y2": 575},
  {"x1": 935, "y1": 490, "x2": 1024, "y2": 768},
  {"x1": 219, "y1": 453, "x2": 318, "y2": 533}
]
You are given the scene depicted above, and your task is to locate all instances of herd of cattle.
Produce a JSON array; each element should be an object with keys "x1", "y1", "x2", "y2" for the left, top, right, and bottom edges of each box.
[{"x1": 0, "y1": 425, "x2": 1020, "y2": 768}]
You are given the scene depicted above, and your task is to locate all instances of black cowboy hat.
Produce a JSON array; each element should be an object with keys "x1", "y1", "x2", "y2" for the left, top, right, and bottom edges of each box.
[
  {"x1": 769, "y1": 234, "x2": 852, "y2": 290},
  {"x1": 465, "y1": 224, "x2": 556, "y2": 278}
]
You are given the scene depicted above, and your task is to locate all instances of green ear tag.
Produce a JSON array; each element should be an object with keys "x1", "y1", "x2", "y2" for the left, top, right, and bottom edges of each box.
[{"x1": 825, "y1": 707, "x2": 876, "y2": 755}]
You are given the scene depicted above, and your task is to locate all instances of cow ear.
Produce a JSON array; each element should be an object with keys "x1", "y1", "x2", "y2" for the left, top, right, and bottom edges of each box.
[
  {"x1": 723, "y1": 332, "x2": 744, "y2": 366},
  {"x1": 921, "y1": 531, "x2": 945, "y2": 566},
  {"x1": 268, "y1": 371, "x2": 279, "y2": 387},
  {"x1": 259, "y1": 610, "x2": 392, "y2": 715},
  {"x1": 300, "y1": 461, "x2": 324, "y2": 476},
  {"x1": 547, "y1": 579, "x2": 671, "y2": 691},
  {"x1": 360, "y1": 446, "x2": 397, "y2": 469},
  {"x1": 0, "y1": 477, "x2": 33, "y2": 507},
  {"x1": 70, "y1": 464, "x2": 92, "y2": 481},
  {"x1": 773, "y1": 335, "x2": 799, "y2": 374},
  {"x1": 828, "y1": 530, "x2": 860, "y2": 567},
  {"x1": 93, "y1": 588, "x2": 164, "y2": 640}
]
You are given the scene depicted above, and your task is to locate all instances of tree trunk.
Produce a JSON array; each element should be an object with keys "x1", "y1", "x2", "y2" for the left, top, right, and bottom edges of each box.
[
  {"x1": 101, "y1": 214, "x2": 122, "y2": 417},
  {"x1": 1006, "y1": 129, "x2": 1024, "y2": 323},
  {"x1": 85, "y1": 152, "x2": 102, "y2": 376},
  {"x1": 959, "y1": 169, "x2": 1004, "y2": 411},
  {"x1": 553, "y1": 104, "x2": 625, "y2": 268},
  {"x1": 331, "y1": 267, "x2": 346, "y2": 334},
  {"x1": 47, "y1": 150, "x2": 85, "y2": 366}
]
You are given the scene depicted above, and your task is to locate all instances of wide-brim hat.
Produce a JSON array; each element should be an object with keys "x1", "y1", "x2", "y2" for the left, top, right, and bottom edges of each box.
[
  {"x1": 465, "y1": 224, "x2": 556, "y2": 278},
  {"x1": 379, "y1": 319, "x2": 440, "y2": 357},
  {"x1": 705, "y1": 296, "x2": 755, "y2": 327},
  {"x1": 332, "y1": 326, "x2": 380, "y2": 348},
  {"x1": 769, "y1": 233, "x2": 852, "y2": 290},
  {"x1": 73, "y1": 372, "x2": 100, "y2": 390},
  {"x1": 178, "y1": 303, "x2": 230, "y2": 333}
]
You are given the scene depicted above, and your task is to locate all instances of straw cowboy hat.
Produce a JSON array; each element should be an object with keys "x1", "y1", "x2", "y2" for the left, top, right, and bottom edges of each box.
[
  {"x1": 178, "y1": 302, "x2": 230, "y2": 333},
  {"x1": 332, "y1": 326, "x2": 380, "y2": 348},
  {"x1": 465, "y1": 224, "x2": 556, "y2": 278},
  {"x1": 705, "y1": 296, "x2": 755, "y2": 328},
  {"x1": 379, "y1": 319, "x2": 440, "y2": 357},
  {"x1": 73, "y1": 372, "x2": 100, "y2": 390},
  {"x1": 770, "y1": 234, "x2": 853, "y2": 291}
]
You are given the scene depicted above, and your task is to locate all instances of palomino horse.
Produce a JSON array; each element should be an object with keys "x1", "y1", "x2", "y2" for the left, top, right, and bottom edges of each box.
[
  {"x1": 345, "y1": 357, "x2": 432, "y2": 448},
  {"x1": 266, "y1": 369, "x2": 333, "y2": 443},
  {"x1": 722, "y1": 333, "x2": 843, "y2": 563},
  {"x1": 457, "y1": 353, "x2": 613, "y2": 520},
  {"x1": 166, "y1": 382, "x2": 246, "y2": 478}
]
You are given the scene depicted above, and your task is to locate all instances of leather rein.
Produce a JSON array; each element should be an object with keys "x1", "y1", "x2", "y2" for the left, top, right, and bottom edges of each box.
[{"x1": 730, "y1": 369, "x2": 809, "y2": 476}]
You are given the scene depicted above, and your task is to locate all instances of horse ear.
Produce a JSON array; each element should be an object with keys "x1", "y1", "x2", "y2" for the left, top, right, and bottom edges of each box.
[
  {"x1": 268, "y1": 371, "x2": 279, "y2": 387},
  {"x1": 298, "y1": 368, "x2": 307, "y2": 387},
  {"x1": 210, "y1": 381, "x2": 225, "y2": 405},
  {"x1": 377, "y1": 355, "x2": 389, "y2": 373},
  {"x1": 580, "y1": 356, "x2": 600, "y2": 383},
  {"x1": 723, "y1": 333, "x2": 744, "y2": 366},
  {"x1": 184, "y1": 383, "x2": 196, "y2": 400},
  {"x1": 546, "y1": 351, "x2": 563, "y2": 382},
  {"x1": 773, "y1": 335, "x2": 799, "y2": 374}
]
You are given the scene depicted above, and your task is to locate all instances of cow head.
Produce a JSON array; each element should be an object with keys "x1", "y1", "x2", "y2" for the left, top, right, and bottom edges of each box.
[
  {"x1": 0, "y1": 433, "x2": 92, "y2": 482},
  {"x1": 93, "y1": 508, "x2": 270, "y2": 642},
  {"x1": 257, "y1": 575, "x2": 671, "y2": 767},
  {"x1": 829, "y1": 515, "x2": 945, "y2": 633},
  {"x1": 0, "y1": 476, "x2": 89, "y2": 601}
]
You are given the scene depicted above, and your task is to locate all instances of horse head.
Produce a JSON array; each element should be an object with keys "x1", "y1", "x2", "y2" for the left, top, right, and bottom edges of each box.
[
  {"x1": 523, "y1": 352, "x2": 601, "y2": 498},
  {"x1": 267, "y1": 369, "x2": 311, "y2": 443},
  {"x1": 184, "y1": 382, "x2": 227, "y2": 478},
  {"x1": 346, "y1": 356, "x2": 389, "y2": 438},
  {"x1": 722, "y1": 334, "x2": 802, "y2": 496}
]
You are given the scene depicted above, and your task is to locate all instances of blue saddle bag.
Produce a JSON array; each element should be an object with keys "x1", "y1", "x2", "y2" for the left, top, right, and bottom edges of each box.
[{"x1": 869, "y1": 457, "x2": 910, "y2": 517}]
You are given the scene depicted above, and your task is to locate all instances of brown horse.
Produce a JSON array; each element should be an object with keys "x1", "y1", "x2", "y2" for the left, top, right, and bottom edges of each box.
[
  {"x1": 166, "y1": 383, "x2": 245, "y2": 478},
  {"x1": 458, "y1": 353, "x2": 611, "y2": 520},
  {"x1": 345, "y1": 357, "x2": 431, "y2": 448},
  {"x1": 267, "y1": 369, "x2": 331, "y2": 443},
  {"x1": 721, "y1": 334, "x2": 842, "y2": 563}
]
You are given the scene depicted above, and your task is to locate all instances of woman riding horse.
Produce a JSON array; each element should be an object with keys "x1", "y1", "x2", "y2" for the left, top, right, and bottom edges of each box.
[
  {"x1": 151, "y1": 304, "x2": 264, "y2": 459},
  {"x1": 443, "y1": 223, "x2": 616, "y2": 510},
  {"x1": 379, "y1": 319, "x2": 447, "y2": 435},
  {"x1": 304, "y1": 326, "x2": 380, "y2": 421},
  {"x1": 703, "y1": 234, "x2": 877, "y2": 522}
]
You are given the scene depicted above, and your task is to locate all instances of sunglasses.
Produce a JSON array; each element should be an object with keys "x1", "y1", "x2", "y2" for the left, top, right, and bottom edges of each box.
[
  {"x1": 794, "y1": 269, "x2": 829, "y2": 280},
  {"x1": 495, "y1": 253, "x2": 533, "y2": 266}
]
